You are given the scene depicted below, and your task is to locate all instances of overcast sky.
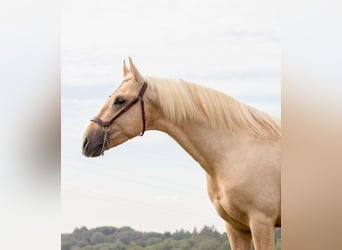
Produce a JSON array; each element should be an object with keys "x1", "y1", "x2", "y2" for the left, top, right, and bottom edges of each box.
[{"x1": 62, "y1": 0, "x2": 280, "y2": 233}]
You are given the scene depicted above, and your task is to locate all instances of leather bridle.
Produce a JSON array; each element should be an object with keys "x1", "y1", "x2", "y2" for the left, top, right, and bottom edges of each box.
[{"x1": 91, "y1": 82, "x2": 148, "y2": 155}]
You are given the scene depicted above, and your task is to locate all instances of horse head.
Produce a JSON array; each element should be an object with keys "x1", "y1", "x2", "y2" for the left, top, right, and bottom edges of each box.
[{"x1": 82, "y1": 58, "x2": 151, "y2": 157}]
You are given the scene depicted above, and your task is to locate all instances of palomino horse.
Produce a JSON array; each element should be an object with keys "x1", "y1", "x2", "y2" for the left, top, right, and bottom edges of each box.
[{"x1": 82, "y1": 58, "x2": 281, "y2": 250}]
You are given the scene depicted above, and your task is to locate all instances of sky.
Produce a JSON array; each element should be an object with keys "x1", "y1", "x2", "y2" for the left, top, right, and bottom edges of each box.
[{"x1": 62, "y1": 0, "x2": 280, "y2": 233}]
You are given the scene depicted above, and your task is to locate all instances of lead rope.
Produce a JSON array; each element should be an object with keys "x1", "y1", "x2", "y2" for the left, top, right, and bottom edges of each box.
[{"x1": 101, "y1": 126, "x2": 111, "y2": 156}]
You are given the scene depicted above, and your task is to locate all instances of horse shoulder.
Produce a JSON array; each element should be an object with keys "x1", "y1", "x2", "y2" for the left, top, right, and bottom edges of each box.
[
  {"x1": 221, "y1": 140, "x2": 280, "y2": 224},
  {"x1": 206, "y1": 139, "x2": 280, "y2": 229},
  {"x1": 206, "y1": 173, "x2": 251, "y2": 231}
]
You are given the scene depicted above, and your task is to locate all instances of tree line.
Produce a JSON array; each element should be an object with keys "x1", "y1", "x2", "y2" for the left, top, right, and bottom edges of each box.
[{"x1": 62, "y1": 225, "x2": 281, "y2": 250}]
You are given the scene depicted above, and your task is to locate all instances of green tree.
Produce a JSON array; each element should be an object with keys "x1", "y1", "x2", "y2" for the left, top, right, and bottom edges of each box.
[
  {"x1": 70, "y1": 247, "x2": 82, "y2": 250},
  {"x1": 127, "y1": 242, "x2": 144, "y2": 250},
  {"x1": 145, "y1": 236, "x2": 163, "y2": 246},
  {"x1": 62, "y1": 225, "x2": 279, "y2": 250},
  {"x1": 116, "y1": 230, "x2": 143, "y2": 245},
  {"x1": 199, "y1": 226, "x2": 219, "y2": 238},
  {"x1": 82, "y1": 245, "x2": 95, "y2": 250},
  {"x1": 97, "y1": 227, "x2": 118, "y2": 236},
  {"x1": 62, "y1": 236, "x2": 75, "y2": 250},
  {"x1": 275, "y1": 238, "x2": 281, "y2": 250},
  {"x1": 164, "y1": 232, "x2": 171, "y2": 238},
  {"x1": 109, "y1": 241, "x2": 126, "y2": 250},
  {"x1": 218, "y1": 240, "x2": 231, "y2": 250},
  {"x1": 172, "y1": 229, "x2": 187, "y2": 240},
  {"x1": 97, "y1": 242, "x2": 123, "y2": 250},
  {"x1": 91, "y1": 232, "x2": 106, "y2": 245}
]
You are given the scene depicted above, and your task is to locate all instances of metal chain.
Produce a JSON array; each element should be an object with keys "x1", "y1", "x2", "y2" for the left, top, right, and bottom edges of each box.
[{"x1": 100, "y1": 126, "x2": 111, "y2": 156}]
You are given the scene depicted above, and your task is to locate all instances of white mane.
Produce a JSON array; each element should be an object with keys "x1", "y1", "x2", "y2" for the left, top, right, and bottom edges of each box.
[{"x1": 144, "y1": 76, "x2": 280, "y2": 140}]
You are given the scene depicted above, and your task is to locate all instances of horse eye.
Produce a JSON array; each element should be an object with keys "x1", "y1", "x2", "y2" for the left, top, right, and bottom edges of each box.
[{"x1": 114, "y1": 97, "x2": 126, "y2": 105}]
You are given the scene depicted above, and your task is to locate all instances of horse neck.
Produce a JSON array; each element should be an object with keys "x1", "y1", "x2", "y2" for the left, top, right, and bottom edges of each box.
[{"x1": 149, "y1": 110, "x2": 246, "y2": 177}]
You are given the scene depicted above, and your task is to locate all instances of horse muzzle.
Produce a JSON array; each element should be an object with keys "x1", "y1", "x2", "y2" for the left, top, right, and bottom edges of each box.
[{"x1": 82, "y1": 136, "x2": 103, "y2": 157}]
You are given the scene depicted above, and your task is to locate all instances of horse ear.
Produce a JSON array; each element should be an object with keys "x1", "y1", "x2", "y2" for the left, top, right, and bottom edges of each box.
[
  {"x1": 128, "y1": 57, "x2": 144, "y2": 83},
  {"x1": 123, "y1": 60, "x2": 130, "y2": 77}
]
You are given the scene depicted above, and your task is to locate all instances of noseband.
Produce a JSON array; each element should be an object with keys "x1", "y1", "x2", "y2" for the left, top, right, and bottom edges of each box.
[{"x1": 91, "y1": 82, "x2": 148, "y2": 155}]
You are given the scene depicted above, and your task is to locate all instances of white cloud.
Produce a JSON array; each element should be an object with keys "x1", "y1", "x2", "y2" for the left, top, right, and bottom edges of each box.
[{"x1": 62, "y1": 0, "x2": 280, "y2": 88}]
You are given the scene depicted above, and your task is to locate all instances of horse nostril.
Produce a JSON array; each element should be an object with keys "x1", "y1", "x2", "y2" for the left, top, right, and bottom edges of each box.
[{"x1": 83, "y1": 137, "x2": 89, "y2": 151}]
